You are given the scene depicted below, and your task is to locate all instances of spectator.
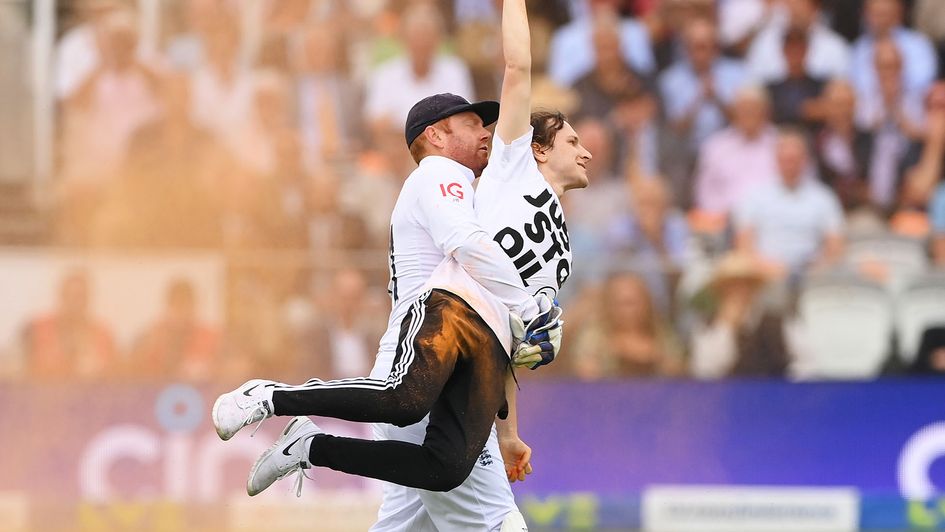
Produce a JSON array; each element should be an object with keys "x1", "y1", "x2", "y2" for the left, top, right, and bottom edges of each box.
[
  {"x1": 54, "y1": 0, "x2": 124, "y2": 101},
  {"x1": 22, "y1": 270, "x2": 118, "y2": 380},
  {"x1": 605, "y1": 177, "x2": 689, "y2": 314},
  {"x1": 255, "y1": 0, "x2": 314, "y2": 72},
  {"x1": 90, "y1": 75, "x2": 225, "y2": 248},
  {"x1": 690, "y1": 252, "x2": 793, "y2": 379},
  {"x1": 290, "y1": 268, "x2": 384, "y2": 381},
  {"x1": 188, "y1": 12, "x2": 256, "y2": 153},
  {"x1": 548, "y1": 0, "x2": 654, "y2": 87},
  {"x1": 813, "y1": 80, "x2": 874, "y2": 211},
  {"x1": 131, "y1": 278, "x2": 221, "y2": 381},
  {"x1": 694, "y1": 86, "x2": 779, "y2": 216},
  {"x1": 718, "y1": 0, "x2": 768, "y2": 55},
  {"x1": 659, "y1": 17, "x2": 747, "y2": 149},
  {"x1": 363, "y1": 3, "x2": 474, "y2": 129},
  {"x1": 611, "y1": 83, "x2": 661, "y2": 178},
  {"x1": 562, "y1": 118, "x2": 623, "y2": 278},
  {"x1": 923, "y1": 87, "x2": 945, "y2": 266},
  {"x1": 645, "y1": 0, "x2": 715, "y2": 72},
  {"x1": 660, "y1": 16, "x2": 748, "y2": 207},
  {"x1": 571, "y1": 272, "x2": 684, "y2": 379},
  {"x1": 745, "y1": 0, "x2": 850, "y2": 83},
  {"x1": 765, "y1": 27, "x2": 827, "y2": 128},
  {"x1": 856, "y1": 39, "x2": 925, "y2": 212},
  {"x1": 573, "y1": 11, "x2": 654, "y2": 124},
  {"x1": 734, "y1": 129, "x2": 845, "y2": 275},
  {"x1": 163, "y1": 0, "x2": 224, "y2": 72},
  {"x1": 58, "y1": 8, "x2": 162, "y2": 245},
  {"x1": 913, "y1": 0, "x2": 945, "y2": 78},
  {"x1": 295, "y1": 20, "x2": 361, "y2": 167},
  {"x1": 851, "y1": 0, "x2": 938, "y2": 98}
]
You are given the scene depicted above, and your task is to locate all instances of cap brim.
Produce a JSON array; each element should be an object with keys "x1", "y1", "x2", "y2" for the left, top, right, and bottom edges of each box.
[{"x1": 445, "y1": 101, "x2": 500, "y2": 127}]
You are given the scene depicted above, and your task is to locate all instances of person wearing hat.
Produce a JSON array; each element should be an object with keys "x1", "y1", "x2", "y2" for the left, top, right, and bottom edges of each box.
[
  {"x1": 690, "y1": 251, "x2": 794, "y2": 379},
  {"x1": 373, "y1": 0, "x2": 592, "y2": 528},
  {"x1": 212, "y1": 3, "x2": 565, "y2": 504}
]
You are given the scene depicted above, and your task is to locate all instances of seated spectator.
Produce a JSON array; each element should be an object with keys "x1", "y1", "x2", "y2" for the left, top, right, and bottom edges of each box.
[
  {"x1": 661, "y1": 16, "x2": 748, "y2": 208},
  {"x1": 188, "y1": 12, "x2": 256, "y2": 154},
  {"x1": 690, "y1": 252, "x2": 793, "y2": 379},
  {"x1": 89, "y1": 74, "x2": 225, "y2": 248},
  {"x1": 851, "y1": 0, "x2": 937, "y2": 100},
  {"x1": 605, "y1": 177, "x2": 689, "y2": 314},
  {"x1": 54, "y1": 0, "x2": 124, "y2": 101},
  {"x1": 765, "y1": 27, "x2": 827, "y2": 128},
  {"x1": 573, "y1": 11, "x2": 654, "y2": 123},
  {"x1": 903, "y1": 82, "x2": 945, "y2": 210},
  {"x1": 22, "y1": 270, "x2": 117, "y2": 380},
  {"x1": 364, "y1": 3, "x2": 474, "y2": 129},
  {"x1": 131, "y1": 278, "x2": 221, "y2": 381},
  {"x1": 910, "y1": 326, "x2": 945, "y2": 375},
  {"x1": 295, "y1": 20, "x2": 362, "y2": 167},
  {"x1": 718, "y1": 0, "x2": 768, "y2": 56},
  {"x1": 58, "y1": 8, "x2": 162, "y2": 244},
  {"x1": 548, "y1": 0, "x2": 654, "y2": 87},
  {"x1": 610, "y1": 80, "x2": 661, "y2": 178},
  {"x1": 289, "y1": 268, "x2": 384, "y2": 381},
  {"x1": 659, "y1": 17, "x2": 747, "y2": 149},
  {"x1": 164, "y1": 0, "x2": 226, "y2": 72},
  {"x1": 562, "y1": 118, "x2": 623, "y2": 280},
  {"x1": 571, "y1": 272, "x2": 684, "y2": 379},
  {"x1": 813, "y1": 80, "x2": 874, "y2": 211},
  {"x1": 734, "y1": 129, "x2": 845, "y2": 275},
  {"x1": 913, "y1": 0, "x2": 945, "y2": 79},
  {"x1": 745, "y1": 0, "x2": 849, "y2": 83},
  {"x1": 856, "y1": 39, "x2": 925, "y2": 213},
  {"x1": 694, "y1": 86, "x2": 779, "y2": 215},
  {"x1": 645, "y1": 0, "x2": 715, "y2": 72}
]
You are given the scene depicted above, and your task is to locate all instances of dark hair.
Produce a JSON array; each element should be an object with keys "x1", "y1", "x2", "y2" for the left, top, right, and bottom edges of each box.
[{"x1": 530, "y1": 109, "x2": 567, "y2": 151}]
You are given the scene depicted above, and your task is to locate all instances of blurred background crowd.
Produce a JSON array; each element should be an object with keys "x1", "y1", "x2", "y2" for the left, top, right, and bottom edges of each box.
[{"x1": 2, "y1": 0, "x2": 945, "y2": 385}]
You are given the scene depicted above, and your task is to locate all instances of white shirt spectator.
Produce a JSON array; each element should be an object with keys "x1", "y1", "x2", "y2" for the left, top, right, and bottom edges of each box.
[
  {"x1": 548, "y1": 16, "x2": 654, "y2": 87},
  {"x1": 659, "y1": 58, "x2": 748, "y2": 147},
  {"x1": 189, "y1": 65, "x2": 255, "y2": 151},
  {"x1": 55, "y1": 25, "x2": 99, "y2": 100},
  {"x1": 364, "y1": 55, "x2": 475, "y2": 127},
  {"x1": 718, "y1": 0, "x2": 767, "y2": 48},
  {"x1": 851, "y1": 27, "x2": 938, "y2": 96},
  {"x1": 746, "y1": 22, "x2": 851, "y2": 83},
  {"x1": 695, "y1": 126, "x2": 779, "y2": 215},
  {"x1": 734, "y1": 177, "x2": 845, "y2": 271}
]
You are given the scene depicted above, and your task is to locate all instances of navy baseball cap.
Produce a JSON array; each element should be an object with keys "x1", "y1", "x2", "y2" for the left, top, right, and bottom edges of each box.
[{"x1": 404, "y1": 93, "x2": 500, "y2": 147}]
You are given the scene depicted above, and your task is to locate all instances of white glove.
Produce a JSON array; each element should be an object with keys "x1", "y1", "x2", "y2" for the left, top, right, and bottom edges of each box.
[{"x1": 509, "y1": 294, "x2": 564, "y2": 369}]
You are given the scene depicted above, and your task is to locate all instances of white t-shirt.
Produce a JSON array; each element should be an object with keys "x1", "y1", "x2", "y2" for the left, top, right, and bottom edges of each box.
[
  {"x1": 364, "y1": 55, "x2": 475, "y2": 127},
  {"x1": 370, "y1": 155, "x2": 535, "y2": 378},
  {"x1": 475, "y1": 129, "x2": 573, "y2": 297}
]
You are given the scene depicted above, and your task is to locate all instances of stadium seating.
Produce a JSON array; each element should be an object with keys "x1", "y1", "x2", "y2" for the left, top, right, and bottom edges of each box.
[
  {"x1": 843, "y1": 234, "x2": 929, "y2": 294},
  {"x1": 795, "y1": 274, "x2": 893, "y2": 379},
  {"x1": 894, "y1": 273, "x2": 945, "y2": 364}
]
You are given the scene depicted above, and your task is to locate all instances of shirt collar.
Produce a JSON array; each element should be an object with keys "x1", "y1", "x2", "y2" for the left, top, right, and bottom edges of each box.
[{"x1": 419, "y1": 155, "x2": 477, "y2": 184}]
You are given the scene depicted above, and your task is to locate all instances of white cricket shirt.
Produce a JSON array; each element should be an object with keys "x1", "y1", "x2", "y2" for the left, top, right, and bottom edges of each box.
[
  {"x1": 371, "y1": 155, "x2": 536, "y2": 378},
  {"x1": 475, "y1": 129, "x2": 573, "y2": 297}
]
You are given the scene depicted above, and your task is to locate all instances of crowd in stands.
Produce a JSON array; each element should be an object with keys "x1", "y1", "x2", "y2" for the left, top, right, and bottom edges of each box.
[{"x1": 3, "y1": 0, "x2": 945, "y2": 382}]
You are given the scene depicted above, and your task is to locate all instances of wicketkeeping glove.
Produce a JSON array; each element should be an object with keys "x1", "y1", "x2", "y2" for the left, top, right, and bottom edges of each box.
[{"x1": 509, "y1": 294, "x2": 564, "y2": 369}]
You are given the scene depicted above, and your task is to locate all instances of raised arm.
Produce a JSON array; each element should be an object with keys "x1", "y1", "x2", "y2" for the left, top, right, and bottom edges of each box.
[{"x1": 495, "y1": 0, "x2": 532, "y2": 143}]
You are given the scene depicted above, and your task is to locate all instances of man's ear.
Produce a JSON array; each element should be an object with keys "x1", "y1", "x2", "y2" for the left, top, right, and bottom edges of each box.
[
  {"x1": 424, "y1": 125, "x2": 447, "y2": 150},
  {"x1": 532, "y1": 143, "x2": 549, "y2": 163}
]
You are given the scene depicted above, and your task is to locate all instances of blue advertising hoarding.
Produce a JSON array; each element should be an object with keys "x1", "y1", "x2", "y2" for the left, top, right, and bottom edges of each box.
[{"x1": 514, "y1": 379, "x2": 945, "y2": 496}]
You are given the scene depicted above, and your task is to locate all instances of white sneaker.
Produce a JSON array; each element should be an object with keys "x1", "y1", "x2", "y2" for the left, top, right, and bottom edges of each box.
[
  {"x1": 211, "y1": 379, "x2": 277, "y2": 441},
  {"x1": 247, "y1": 416, "x2": 321, "y2": 497}
]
